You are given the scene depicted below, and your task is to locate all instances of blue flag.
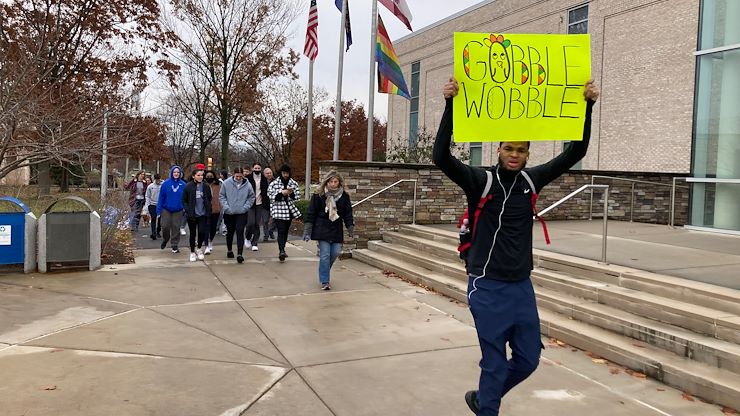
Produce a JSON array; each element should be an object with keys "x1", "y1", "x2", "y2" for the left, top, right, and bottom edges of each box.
[{"x1": 335, "y1": 0, "x2": 352, "y2": 50}]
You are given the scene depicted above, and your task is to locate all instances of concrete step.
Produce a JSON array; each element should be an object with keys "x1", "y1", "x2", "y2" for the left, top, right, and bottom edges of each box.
[
  {"x1": 355, "y1": 244, "x2": 740, "y2": 410},
  {"x1": 381, "y1": 231, "x2": 461, "y2": 263},
  {"x1": 367, "y1": 240, "x2": 466, "y2": 281},
  {"x1": 399, "y1": 224, "x2": 740, "y2": 318},
  {"x1": 365, "y1": 239, "x2": 740, "y2": 374},
  {"x1": 540, "y1": 308, "x2": 740, "y2": 411},
  {"x1": 534, "y1": 285, "x2": 740, "y2": 375},
  {"x1": 398, "y1": 223, "x2": 460, "y2": 246},
  {"x1": 352, "y1": 249, "x2": 468, "y2": 304},
  {"x1": 531, "y1": 268, "x2": 740, "y2": 344}
]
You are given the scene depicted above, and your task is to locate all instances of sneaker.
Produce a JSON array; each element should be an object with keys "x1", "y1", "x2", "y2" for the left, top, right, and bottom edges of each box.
[
  {"x1": 150, "y1": 234, "x2": 156, "y2": 240},
  {"x1": 244, "y1": 240, "x2": 252, "y2": 250},
  {"x1": 204, "y1": 245, "x2": 212, "y2": 255},
  {"x1": 464, "y1": 390, "x2": 479, "y2": 414},
  {"x1": 196, "y1": 249, "x2": 205, "y2": 261},
  {"x1": 321, "y1": 283, "x2": 331, "y2": 290},
  {"x1": 263, "y1": 236, "x2": 268, "y2": 243},
  {"x1": 172, "y1": 247, "x2": 180, "y2": 253},
  {"x1": 180, "y1": 228, "x2": 186, "y2": 236},
  {"x1": 227, "y1": 251, "x2": 234, "y2": 259},
  {"x1": 237, "y1": 255, "x2": 244, "y2": 264},
  {"x1": 279, "y1": 251, "x2": 286, "y2": 262},
  {"x1": 157, "y1": 233, "x2": 162, "y2": 238},
  {"x1": 161, "y1": 240, "x2": 167, "y2": 250},
  {"x1": 252, "y1": 245, "x2": 259, "y2": 252},
  {"x1": 189, "y1": 252, "x2": 197, "y2": 262},
  {"x1": 269, "y1": 231, "x2": 275, "y2": 240}
]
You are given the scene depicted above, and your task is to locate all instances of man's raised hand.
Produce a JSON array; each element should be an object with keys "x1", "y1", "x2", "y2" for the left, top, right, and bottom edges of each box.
[
  {"x1": 443, "y1": 77, "x2": 459, "y2": 98},
  {"x1": 584, "y1": 80, "x2": 600, "y2": 101}
]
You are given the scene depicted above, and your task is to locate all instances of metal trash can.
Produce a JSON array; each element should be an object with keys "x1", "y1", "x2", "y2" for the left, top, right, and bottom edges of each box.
[
  {"x1": 0, "y1": 196, "x2": 37, "y2": 273},
  {"x1": 38, "y1": 196, "x2": 101, "y2": 272}
]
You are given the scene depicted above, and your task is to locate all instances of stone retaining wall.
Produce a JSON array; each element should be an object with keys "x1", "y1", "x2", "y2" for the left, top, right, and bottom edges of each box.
[{"x1": 318, "y1": 161, "x2": 689, "y2": 250}]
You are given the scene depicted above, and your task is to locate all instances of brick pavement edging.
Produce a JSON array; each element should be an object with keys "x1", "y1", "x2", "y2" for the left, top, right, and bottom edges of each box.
[{"x1": 318, "y1": 161, "x2": 689, "y2": 250}]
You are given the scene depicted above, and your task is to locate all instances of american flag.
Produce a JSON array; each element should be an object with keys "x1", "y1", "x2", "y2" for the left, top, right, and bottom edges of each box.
[{"x1": 304, "y1": 0, "x2": 319, "y2": 61}]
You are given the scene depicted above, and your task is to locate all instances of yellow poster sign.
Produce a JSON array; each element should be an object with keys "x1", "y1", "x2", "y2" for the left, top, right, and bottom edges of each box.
[{"x1": 453, "y1": 33, "x2": 591, "y2": 142}]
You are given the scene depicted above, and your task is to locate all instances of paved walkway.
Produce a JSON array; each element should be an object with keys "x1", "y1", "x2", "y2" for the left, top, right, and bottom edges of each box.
[{"x1": 0, "y1": 232, "x2": 731, "y2": 415}]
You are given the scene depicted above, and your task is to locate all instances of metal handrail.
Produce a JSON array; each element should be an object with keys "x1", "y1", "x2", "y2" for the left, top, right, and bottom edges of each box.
[
  {"x1": 540, "y1": 184, "x2": 610, "y2": 264},
  {"x1": 590, "y1": 175, "x2": 689, "y2": 223},
  {"x1": 352, "y1": 179, "x2": 418, "y2": 224}
]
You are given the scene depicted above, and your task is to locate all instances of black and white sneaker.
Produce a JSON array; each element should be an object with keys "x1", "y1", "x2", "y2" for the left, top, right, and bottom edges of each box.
[
  {"x1": 171, "y1": 246, "x2": 180, "y2": 254},
  {"x1": 321, "y1": 283, "x2": 331, "y2": 290},
  {"x1": 279, "y1": 251, "x2": 286, "y2": 262}
]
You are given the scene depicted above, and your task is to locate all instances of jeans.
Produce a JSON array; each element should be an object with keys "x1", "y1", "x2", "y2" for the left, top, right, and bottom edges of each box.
[
  {"x1": 467, "y1": 276, "x2": 541, "y2": 416},
  {"x1": 223, "y1": 213, "x2": 248, "y2": 255},
  {"x1": 246, "y1": 205, "x2": 266, "y2": 245},
  {"x1": 275, "y1": 219, "x2": 292, "y2": 253},
  {"x1": 160, "y1": 210, "x2": 183, "y2": 248},
  {"x1": 188, "y1": 216, "x2": 209, "y2": 252},
  {"x1": 318, "y1": 241, "x2": 342, "y2": 284},
  {"x1": 148, "y1": 205, "x2": 161, "y2": 237},
  {"x1": 129, "y1": 199, "x2": 145, "y2": 231},
  {"x1": 208, "y1": 213, "x2": 220, "y2": 242}
]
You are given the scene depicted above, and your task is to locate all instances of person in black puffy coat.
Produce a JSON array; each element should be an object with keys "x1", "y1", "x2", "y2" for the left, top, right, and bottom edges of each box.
[{"x1": 303, "y1": 171, "x2": 354, "y2": 290}]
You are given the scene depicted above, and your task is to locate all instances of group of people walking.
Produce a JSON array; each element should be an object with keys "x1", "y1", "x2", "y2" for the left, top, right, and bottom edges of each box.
[{"x1": 127, "y1": 163, "x2": 354, "y2": 289}]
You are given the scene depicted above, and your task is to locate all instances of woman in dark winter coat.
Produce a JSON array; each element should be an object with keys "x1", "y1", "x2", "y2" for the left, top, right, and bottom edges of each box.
[
  {"x1": 182, "y1": 168, "x2": 212, "y2": 262},
  {"x1": 302, "y1": 171, "x2": 353, "y2": 290}
]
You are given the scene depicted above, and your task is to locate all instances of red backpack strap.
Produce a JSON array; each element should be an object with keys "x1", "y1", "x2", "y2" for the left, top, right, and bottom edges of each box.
[
  {"x1": 521, "y1": 171, "x2": 550, "y2": 245},
  {"x1": 470, "y1": 170, "x2": 494, "y2": 237}
]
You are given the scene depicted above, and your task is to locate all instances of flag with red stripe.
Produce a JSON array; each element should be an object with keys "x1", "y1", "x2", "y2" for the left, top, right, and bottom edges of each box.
[
  {"x1": 304, "y1": 0, "x2": 319, "y2": 61},
  {"x1": 379, "y1": 0, "x2": 413, "y2": 31}
]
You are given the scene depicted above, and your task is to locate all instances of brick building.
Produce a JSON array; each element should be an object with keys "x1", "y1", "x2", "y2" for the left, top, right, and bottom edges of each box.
[{"x1": 386, "y1": 0, "x2": 740, "y2": 234}]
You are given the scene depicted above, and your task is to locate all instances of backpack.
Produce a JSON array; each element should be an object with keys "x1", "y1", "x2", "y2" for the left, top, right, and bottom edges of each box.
[{"x1": 457, "y1": 170, "x2": 550, "y2": 262}]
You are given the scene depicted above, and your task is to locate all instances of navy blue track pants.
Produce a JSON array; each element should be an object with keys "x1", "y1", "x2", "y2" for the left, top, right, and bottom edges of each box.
[{"x1": 467, "y1": 275, "x2": 542, "y2": 415}]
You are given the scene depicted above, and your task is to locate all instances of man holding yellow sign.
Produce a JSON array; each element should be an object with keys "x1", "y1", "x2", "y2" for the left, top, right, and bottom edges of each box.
[
  {"x1": 454, "y1": 33, "x2": 591, "y2": 142},
  {"x1": 433, "y1": 33, "x2": 599, "y2": 416}
]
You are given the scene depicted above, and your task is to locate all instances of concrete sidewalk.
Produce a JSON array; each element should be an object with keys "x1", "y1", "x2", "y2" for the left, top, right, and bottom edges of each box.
[{"x1": 0, "y1": 240, "x2": 729, "y2": 415}]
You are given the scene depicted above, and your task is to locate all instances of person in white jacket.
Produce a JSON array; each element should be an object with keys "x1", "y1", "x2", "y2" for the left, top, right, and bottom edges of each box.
[{"x1": 145, "y1": 173, "x2": 162, "y2": 240}]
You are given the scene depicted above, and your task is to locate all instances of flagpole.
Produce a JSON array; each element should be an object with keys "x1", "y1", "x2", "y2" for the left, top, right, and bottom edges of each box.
[
  {"x1": 305, "y1": 60, "x2": 314, "y2": 199},
  {"x1": 333, "y1": 0, "x2": 348, "y2": 161},
  {"x1": 366, "y1": 0, "x2": 378, "y2": 162}
]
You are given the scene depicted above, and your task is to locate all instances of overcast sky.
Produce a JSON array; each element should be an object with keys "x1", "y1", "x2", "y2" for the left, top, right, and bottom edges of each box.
[{"x1": 287, "y1": 0, "x2": 483, "y2": 121}]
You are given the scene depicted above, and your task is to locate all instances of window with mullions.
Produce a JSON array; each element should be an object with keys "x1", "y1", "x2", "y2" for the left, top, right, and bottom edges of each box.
[
  {"x1": 469, "y1": 142, "x2": 482, "y2": 166},
  {"x1": 568, "y1": 5, "x2": 588, "y2": 34},
  {"x1": 409, "y1": 61, "x2": 421, "y2": 147},
  {"x1": 563, "y1": 4, "x2": 589, "y2": 169}
]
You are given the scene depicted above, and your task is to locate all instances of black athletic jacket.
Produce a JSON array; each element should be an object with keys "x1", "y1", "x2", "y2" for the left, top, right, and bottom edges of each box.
[{"x1": 433, "y1": 98, "x2": 595, "y2": 281}]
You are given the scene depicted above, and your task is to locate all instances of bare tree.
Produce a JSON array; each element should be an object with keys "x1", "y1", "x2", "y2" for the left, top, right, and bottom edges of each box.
[
  {"x1": 0, "y1": 0, "x2": 177, "y2": 193},
  {"x1": 168, "y1": 0, "x2": 300, "y2": 169}
]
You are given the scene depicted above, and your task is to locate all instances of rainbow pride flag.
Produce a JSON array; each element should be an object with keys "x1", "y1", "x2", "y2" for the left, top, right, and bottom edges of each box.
[{"x1": 376, "y1": 14, "x2": 410, "y2": 100}]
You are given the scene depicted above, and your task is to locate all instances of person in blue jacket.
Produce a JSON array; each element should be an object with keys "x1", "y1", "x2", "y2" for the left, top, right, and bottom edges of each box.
[{"x1": 157, "y1": 165, "x2": 186, "y2": 253}]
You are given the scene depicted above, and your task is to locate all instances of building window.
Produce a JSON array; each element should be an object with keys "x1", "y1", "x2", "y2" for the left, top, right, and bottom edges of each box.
[
  {"x1": 409, "y1": 61, "x2": 421, "y2": 147},
  {"x1": 562, "y1": 4, "x2": 589, "y2": 168},
  {"x1": 690, "y1": 0, "x2": 740, "y2": 231},
  {"x1": 568, "y1": 4, "x2": 588, "y2": 34},
  {"x1": 469, "y1": 142, "x2": 483, "y2": 166}
]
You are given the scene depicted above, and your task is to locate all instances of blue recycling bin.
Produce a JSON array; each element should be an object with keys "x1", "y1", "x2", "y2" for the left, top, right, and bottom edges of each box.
[{"x1": 0, "y1": 196, "x2": 37, "y2": 273}]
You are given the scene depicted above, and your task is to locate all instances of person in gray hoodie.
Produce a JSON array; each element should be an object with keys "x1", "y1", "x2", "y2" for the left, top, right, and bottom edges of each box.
[
  {"x1": 145, "y1": 173, "x2": 162, "y2": 240},
  {"x1": 219, "y1": 167, "x2": 255, "y2": 263}
]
